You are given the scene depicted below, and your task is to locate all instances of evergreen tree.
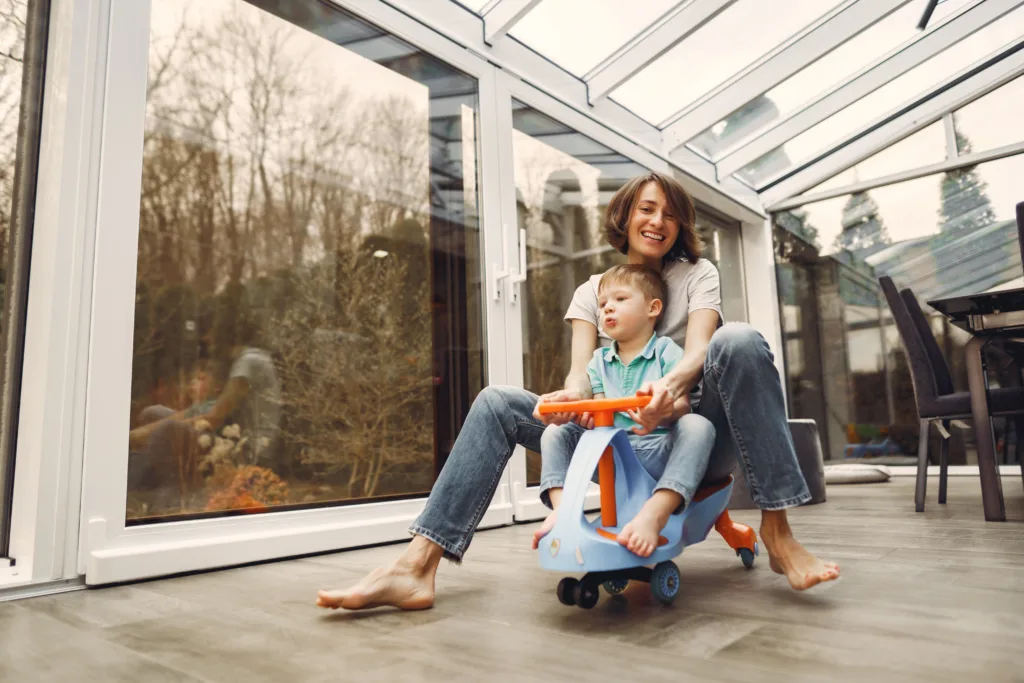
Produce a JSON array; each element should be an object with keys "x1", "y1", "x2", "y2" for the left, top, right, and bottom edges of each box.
[
  {"x1": 937, "y1": 128, "x2": 996, "y2": 234},
  {"x1": 832, "y1": 190, "x2": 891, "y2": 254},
  {"x1": 775, "y1": 208, "x2": 820, "y2": 249}
]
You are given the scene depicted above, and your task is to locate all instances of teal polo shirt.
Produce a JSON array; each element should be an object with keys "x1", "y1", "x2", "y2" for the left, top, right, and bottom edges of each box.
[{"x1": 586, "y1": 333, "x2": 684, "y2": 434}]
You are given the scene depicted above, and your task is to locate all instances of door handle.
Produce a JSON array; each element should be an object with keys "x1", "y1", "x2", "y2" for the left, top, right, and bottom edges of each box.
[
  {"x1": 491, "y1": 224, "x2": 511, "y2": 302},
  {"x1": 510, "y1": 228, "x2": 527, "y2": 305}
]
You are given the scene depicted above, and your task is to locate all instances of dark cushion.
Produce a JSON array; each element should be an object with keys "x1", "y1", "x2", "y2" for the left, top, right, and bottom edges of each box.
[{"x1": 921, "y1": 386, "x2": 1024, "y2": 418}]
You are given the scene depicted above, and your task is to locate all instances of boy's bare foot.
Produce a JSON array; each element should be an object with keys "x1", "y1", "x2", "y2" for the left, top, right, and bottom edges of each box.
[
  {"x1": 617, "y1": 508, "x2": 663, "y2": 558},
  {"x1": 616, "y1": 490, "x2": 680, "y2": 558},
  {"x1": 532, "y1": 510, "x2": 558, "y2": 549},
  {"x1": 316, "y1": 536, "x2": 441, "y2": 611},
  {"x1": 760, "y1": 512, "x2": 839, "y2": 591}
]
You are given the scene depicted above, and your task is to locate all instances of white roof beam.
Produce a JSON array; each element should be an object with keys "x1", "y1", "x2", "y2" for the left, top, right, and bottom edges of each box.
[
  {"x1": 760, "y1": 44, "x2": 1024, "y2": 207},
  {"x1": 661, "y1": 0, "x2": 914, "y2": 151},
  {"x1": 483, "y1": 0, "x2": 542, "y2": 44},
  {"x1": 715, "y1": 0, "x2": 1023, "y2": 178},
  {"x1": 584, "y1": 0, "x2": 738, "y2": 105}
]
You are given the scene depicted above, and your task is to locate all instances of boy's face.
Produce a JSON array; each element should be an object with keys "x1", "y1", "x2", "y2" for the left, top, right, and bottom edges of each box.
[
  {"x1": 597, "y1": 281, "x2": 662, "y2": 344},
  {"x1": 189, "y1": 369, "x2": 212, "y2": 402}
]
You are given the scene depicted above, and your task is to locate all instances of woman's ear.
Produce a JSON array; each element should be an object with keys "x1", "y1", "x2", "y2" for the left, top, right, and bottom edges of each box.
[{"x1": 649, "y1": 297, "x2": 663, "y2": 318}]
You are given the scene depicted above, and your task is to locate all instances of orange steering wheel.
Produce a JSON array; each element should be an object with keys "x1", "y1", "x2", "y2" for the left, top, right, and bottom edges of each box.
[{"x1": 537, "y1": 395, "x2": 651, "y2": 427}]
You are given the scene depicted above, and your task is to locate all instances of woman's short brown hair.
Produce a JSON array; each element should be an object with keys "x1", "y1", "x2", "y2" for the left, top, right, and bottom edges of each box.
[{"x1": 603, "y1": 172, "x2": 701, "y2": 264}]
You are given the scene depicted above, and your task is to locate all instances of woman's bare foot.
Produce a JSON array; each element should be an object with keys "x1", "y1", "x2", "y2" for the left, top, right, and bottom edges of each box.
[
  {"x1": 760, "y1": 510, "x2": 839, "y2": 591},
  {"x1": 616, "y1": 489, "x2": 681, "y2": 558},
  {"x1": 316, "y1": 536, "x2": 442, "y2": 611},
  {"x1": 532, "y1": 509, "x2": 558, "y2": 549}
]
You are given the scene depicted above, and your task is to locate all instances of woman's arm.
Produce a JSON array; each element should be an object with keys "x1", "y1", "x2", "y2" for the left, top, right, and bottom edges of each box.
[
  {"x1": 631, "y1": 308, "x2": 719, "y2": 435},
  {"x1": 564, "y1": 319, "x2": 599, "y2": 398},
  {"x1": 532, "y1": 319, "x2": 599, "y2": 426}
]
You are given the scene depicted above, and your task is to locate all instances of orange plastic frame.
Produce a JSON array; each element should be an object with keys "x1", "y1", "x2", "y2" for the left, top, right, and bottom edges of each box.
[{"x1": 537, "y1": 396, "x2": 652, "y2": 529}]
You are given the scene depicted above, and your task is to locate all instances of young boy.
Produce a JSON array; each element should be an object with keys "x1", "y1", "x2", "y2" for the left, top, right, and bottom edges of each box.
[{"x1": 532, "y1": 264, "x2": 716, "y2": 558}]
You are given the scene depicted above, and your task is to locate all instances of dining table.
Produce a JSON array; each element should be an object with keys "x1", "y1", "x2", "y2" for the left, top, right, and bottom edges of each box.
[{"x1": 928, "y1": 286, "x2": 1024, "y2": 522}]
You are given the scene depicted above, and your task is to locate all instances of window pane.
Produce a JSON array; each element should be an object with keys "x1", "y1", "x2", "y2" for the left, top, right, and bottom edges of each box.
[
  {"x1": 689, "y1": 0, "x2": 975, "y2": 159},
  {"x1": 953, "y1": 75, "x2": 1024, "y2": 155},
  {"x1": 511, "y1": 103, "x2": 636, "y2": 484},
  {"x1": 740, "y1": 6, "x2": 1024, "y2": 187},
  {"x1": 695, "y1": 210, "x2": 746, "y2": 322},
  {"x1": 611, "y1": 0, "x2": 845, "y2": 125},
  {"x1": 773, "y1": 153, "x2": 1024, "y2": 465},
  {"x1": 127, "y1": 0, "x2": 485, "y2": 522},
  {"x1": 0, "y1": 0, "x2": 34, "y2": 549},
  {"x1": 509, "y1": 0, "x2": 679, "y2": 77},
  {"x1": 803, "y1": 122, "x2": 948, "y2": 195}
]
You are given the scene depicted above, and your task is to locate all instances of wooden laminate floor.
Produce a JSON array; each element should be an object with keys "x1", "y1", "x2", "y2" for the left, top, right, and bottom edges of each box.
[{"x1": 2, "y1": 476, "x2": 1023, "y2": 683}]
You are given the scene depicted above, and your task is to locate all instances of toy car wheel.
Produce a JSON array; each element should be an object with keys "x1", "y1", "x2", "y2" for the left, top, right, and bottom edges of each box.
[
  {"x1": 573, "y1": 581, "x2": 600, "y2": 609},
  {"x1": 557, "y1": 578, "x2": 578, "y2": 606},
  {"x1": 602, "y1": 578, "x2": 629, "y2": 595},
  {"x1": 738, "y1": 547, "x2": 756, "y2": 569},
  {"x1": 650, "y1": 561, "x2": 680, "y2": 605}
]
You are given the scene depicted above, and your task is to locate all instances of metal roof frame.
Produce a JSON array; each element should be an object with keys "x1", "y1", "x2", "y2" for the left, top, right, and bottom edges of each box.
[
  {"x1": 713, "y1": 0, "x2": 1023, "y2": 177},
  {"x1": 760, "y1": 41, "x2": 1024, "y2": 206},
  {"x1": 660, "y1": 0, "x2": 915, "y2": 150}
]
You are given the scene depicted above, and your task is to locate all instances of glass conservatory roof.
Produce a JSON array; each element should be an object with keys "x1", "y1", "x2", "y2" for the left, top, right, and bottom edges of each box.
[{"x1": 453, "y1": 0, "x2": 1024, "y2": 194}]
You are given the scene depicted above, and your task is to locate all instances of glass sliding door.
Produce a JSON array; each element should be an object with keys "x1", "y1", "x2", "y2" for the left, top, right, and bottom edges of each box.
[
  {"x1": 80, "y1": 0, "x2": 507, "y2": 584},
  {"x1": 0, "y1": 0, "x2": 47, "y2": 560}
]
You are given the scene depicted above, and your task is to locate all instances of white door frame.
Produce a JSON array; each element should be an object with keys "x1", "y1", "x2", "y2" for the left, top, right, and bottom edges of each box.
[{"x1": 75, "y1": 0, "x2": 513, "y2": 586}]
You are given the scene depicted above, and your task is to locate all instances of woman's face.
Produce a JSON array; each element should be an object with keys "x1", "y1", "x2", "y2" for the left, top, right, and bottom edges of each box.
[{"x1": 625, "y1": 181, "x2": 679, "y2": 269}]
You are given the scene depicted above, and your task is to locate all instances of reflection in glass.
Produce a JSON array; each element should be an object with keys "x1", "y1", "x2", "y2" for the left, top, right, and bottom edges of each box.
[
  {"x1": 0, "y1": 0, "x2": 31, "y2": 545},
  {"x1": 695, "y1": 210, "x2": 746, "y2": 323},
  {"x1": 511, "y1": 103, "x2": 635, "y2": 484},
  {"x1": 509, "y1": 0, "x2": 679, "y2": 77},
  {"x1": 688, "y1": 0, "x2": 974, "y2": 159},
  {"x1": 952, "y1": 75, "x2": 1024, "y2": 155},
  {"x1": 126, "y1": 0, "x2": 484, "y2": 522},
  {"x1": 739, "y1": 5, "x2": 1024, "y2": 188},
  {"x1": 611, "y1": 0, "x2": 845, "y2": 125},
  {"x1": 0, "y1": 0, "x2": 28, "y2": 370},
  {"x1": 773, "y1": 153, "x2": 1024, "y2": 465}
]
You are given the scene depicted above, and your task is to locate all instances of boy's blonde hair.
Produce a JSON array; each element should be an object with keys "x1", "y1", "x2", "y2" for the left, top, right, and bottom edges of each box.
[{"x1": 598, "y1": 264, "x2": 666, "y2": 314}]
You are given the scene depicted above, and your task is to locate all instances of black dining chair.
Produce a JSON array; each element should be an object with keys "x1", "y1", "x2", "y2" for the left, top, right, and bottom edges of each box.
[{"x1": 879, "y1": 276, "x2": 1024, "y2": 512}]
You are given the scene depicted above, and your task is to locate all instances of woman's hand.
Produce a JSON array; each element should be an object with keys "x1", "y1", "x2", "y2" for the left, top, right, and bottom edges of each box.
[
  {"x1": 628, "y1": 377, "x2": 685, "y2": 435},
  {"x1": 533, "y1": 389, "x2": 595, "y2": 428}
]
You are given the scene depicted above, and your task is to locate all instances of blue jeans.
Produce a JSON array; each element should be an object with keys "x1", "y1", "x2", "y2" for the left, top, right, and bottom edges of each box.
[
  {"x1": 409, "y1": 323, "x2": 811, "y2": 562},
  {"x1": 537, "y1": 413, "x2": 715, "y2": 513}
]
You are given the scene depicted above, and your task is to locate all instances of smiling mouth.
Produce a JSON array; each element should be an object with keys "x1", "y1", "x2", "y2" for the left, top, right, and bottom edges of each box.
[{"x1": 641, "y1": 231, "x2": 665, "y2": 242}]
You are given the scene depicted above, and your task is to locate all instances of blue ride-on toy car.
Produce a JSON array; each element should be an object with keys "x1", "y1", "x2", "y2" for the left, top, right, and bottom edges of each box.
[{"x1": 536, "y1": 396, "x2": 758, "y2": 609}]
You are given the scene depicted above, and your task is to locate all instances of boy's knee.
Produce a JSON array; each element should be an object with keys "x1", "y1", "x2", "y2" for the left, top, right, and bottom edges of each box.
[
  {"x1": 540, "y1": 423, "x2": 566, "y2": 450},
  {"x1": 676, "y1": 412, "x2": 715, "y2": 442}
]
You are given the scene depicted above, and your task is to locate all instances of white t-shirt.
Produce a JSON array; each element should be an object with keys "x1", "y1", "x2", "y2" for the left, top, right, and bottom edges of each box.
[
  {"x1": 563, "y1": 258, "x2": 723, "y2": 402},
  {"x1": 227, "y1": 347, "x2": 281, "y2": 463}
]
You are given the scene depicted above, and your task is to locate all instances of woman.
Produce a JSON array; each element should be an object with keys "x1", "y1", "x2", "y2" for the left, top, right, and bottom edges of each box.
[{"x1": 317, "y1": 173, "x2": 838, "y2": 610}]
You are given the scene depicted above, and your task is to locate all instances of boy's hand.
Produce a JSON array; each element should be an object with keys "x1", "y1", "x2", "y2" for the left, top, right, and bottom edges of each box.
[{"x1": 533, "y1": 389, "x2": 594, "y2": 428}]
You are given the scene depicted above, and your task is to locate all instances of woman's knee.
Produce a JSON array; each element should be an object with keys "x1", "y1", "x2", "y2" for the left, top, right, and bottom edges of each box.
[{"x1": 707, "y1": 323, "x2": 771, "y2": 367}]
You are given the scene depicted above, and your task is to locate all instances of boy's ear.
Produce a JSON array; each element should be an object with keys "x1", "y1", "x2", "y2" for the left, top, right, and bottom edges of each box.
[{"x1": 649, "y1": 297, "x2": 663, "y2": 318}]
